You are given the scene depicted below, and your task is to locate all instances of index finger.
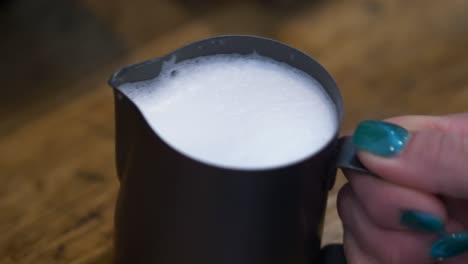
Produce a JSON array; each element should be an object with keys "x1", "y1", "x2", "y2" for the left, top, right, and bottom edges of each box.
[{"x1": 353, "y1": 114, "x2": 468, "y2": 198}]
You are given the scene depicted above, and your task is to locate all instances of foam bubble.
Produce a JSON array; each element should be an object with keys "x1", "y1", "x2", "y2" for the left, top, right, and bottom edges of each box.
[{"x1": 120, "y1": 54, "x2": 337, "y2": 170}]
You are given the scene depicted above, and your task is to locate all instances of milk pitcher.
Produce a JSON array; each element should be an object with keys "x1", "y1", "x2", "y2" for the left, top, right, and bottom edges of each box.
[{"x1": 109, "y1": 35, "x2": 370, "y2": 264}]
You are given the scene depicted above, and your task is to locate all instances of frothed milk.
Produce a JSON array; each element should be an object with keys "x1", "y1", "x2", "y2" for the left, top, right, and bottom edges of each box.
[{"x1": 120, "y1": 54, "x2": 337, "y2": 169}]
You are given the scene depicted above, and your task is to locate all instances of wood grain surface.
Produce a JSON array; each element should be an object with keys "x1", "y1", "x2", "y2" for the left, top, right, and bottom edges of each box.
[{"x1": 1, "y1": 0, "x2": 468, "y2": 263}]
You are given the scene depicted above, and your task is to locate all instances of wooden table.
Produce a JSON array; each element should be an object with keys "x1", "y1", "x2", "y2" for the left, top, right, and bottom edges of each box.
[{"x1": 1, "y1": 0, "x2": 467, "y2": 263}]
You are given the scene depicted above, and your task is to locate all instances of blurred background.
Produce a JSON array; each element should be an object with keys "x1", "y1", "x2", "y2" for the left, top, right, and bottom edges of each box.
[{"x1": 1, "y1": 0, "x2": 467, "y2": 263}]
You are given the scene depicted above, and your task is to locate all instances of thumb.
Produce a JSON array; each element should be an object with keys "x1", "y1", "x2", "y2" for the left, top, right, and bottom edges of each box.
[{"x1": 352, "y1": 115, "x2": 468, "y2": 199}]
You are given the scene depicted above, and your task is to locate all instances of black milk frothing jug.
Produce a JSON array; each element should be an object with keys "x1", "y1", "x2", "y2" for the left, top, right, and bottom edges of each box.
[{"x1": 109, "y1": 35, "x2": 370, "y2": 264}]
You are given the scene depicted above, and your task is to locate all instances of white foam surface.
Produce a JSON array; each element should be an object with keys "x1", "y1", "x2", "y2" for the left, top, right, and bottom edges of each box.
[{"x1": 120, "y1": 54, "x2": 337, "y2": 169}]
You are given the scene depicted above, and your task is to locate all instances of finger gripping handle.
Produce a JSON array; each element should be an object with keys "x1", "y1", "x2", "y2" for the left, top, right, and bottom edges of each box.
[{"x1": 336, "y1": 136, "x2": 374, "y2": 175}]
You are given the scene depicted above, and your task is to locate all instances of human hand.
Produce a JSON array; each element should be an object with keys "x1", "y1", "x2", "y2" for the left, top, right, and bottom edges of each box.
[{"x1": 338, "y1": 114, "x2": 468, "y2": 263}]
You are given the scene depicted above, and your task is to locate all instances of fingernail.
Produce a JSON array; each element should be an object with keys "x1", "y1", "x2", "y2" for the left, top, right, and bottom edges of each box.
[
  {"x1": 352, "y1": 120, "x2": 410, "y2": 157},
  {"x1": 400, "y1": 210, "x2": 445, "y2": 233},
  {"x1": 430, "y1": 233, "x2": 468, "y2": 260}
]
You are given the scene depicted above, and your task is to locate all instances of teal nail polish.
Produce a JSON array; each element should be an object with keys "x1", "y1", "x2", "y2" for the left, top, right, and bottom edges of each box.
[
  {"x1": 430, "y1": 233, "x2": 468, "y2": 260},
  {"x1": 352, "y1": 120, "x2": 410, "y2": 157},
  {"x1": 400, "y1": 210, "x2": 445, "y2": 233}
]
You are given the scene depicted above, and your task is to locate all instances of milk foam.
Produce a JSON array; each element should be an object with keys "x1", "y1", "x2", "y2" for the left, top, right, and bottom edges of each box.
[{"x1": 120, "y1": 54, "x2": 337, "y2": 169}]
